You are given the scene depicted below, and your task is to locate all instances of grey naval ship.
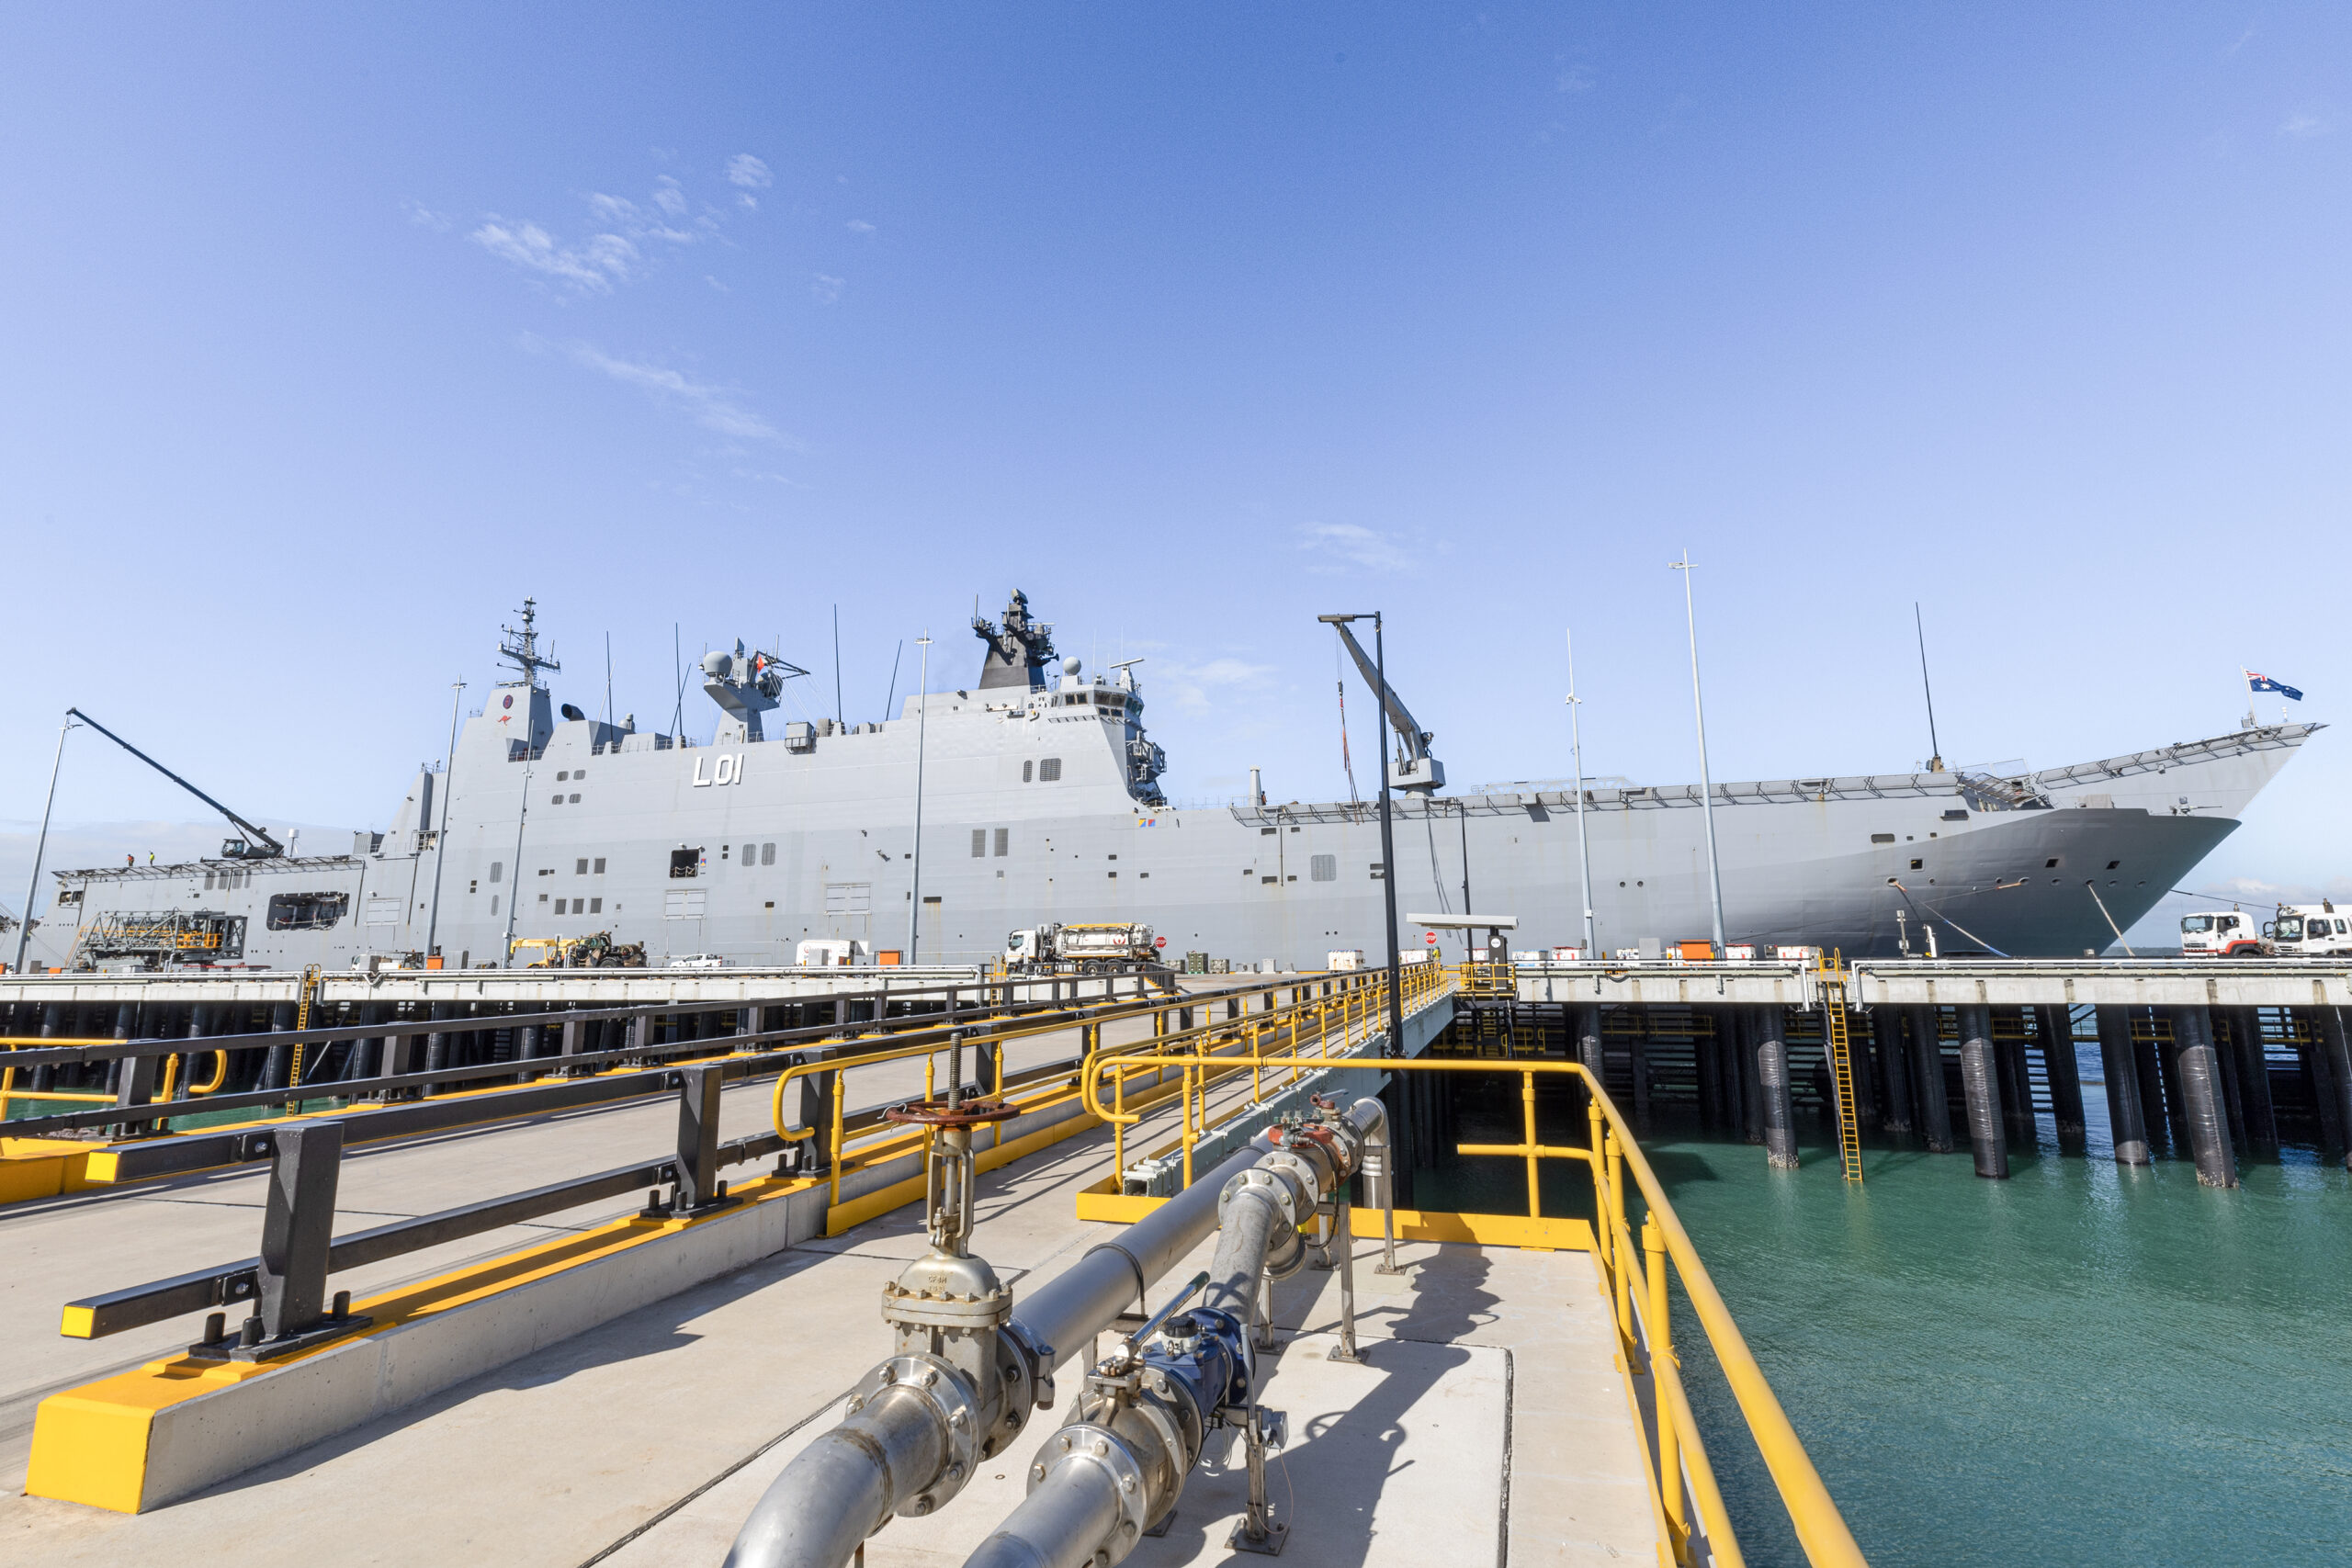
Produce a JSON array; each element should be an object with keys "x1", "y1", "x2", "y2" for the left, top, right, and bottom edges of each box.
[{"x1": 36, "y1": 593, "x2": 2317, "y2": 971}]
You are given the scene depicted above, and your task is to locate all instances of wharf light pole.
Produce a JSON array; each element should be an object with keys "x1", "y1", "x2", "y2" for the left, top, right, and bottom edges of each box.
[
  {"x1": 423, "y1": 678, "x2": 464, "y2": 965},
  {"x1": 1565, "y1": 631, "x2": 1596, "y2": 960},
  {"x1": 13, "y1": 712, "x2": 74, "y2": 975},
  {"x1": 907, "y1": 633, "x2": 933, "y2": 964},
  {"x1": 1319, "y1": 613, "x2": 1403, "y2": 1062},
  {"x1": 1672, "y1": 554, "x2": 1728, "y2": 957}
]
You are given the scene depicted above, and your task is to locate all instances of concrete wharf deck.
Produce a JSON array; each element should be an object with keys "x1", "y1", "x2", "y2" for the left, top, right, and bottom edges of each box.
[
  {"x1": 0, "y1": 987, "x2": 1665, "y2": 1568},
  {"x1": 0, "y1": 964, "x2": 1137, "y2": 1009}
]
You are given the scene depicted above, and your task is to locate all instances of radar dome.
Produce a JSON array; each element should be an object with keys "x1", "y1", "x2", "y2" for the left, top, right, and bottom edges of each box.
[
  {"x1": 702, "y1": 650, "x2": 733, "y2": 679},
  {"x1": 1064, "y1": 657, "x2": 1082, "y2": 675}
]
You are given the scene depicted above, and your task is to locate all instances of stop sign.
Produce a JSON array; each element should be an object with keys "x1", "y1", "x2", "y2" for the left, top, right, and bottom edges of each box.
[
  {"x1": 1153, "y1": 937, "x2": 1166, "y2": 949},
  {"x1": 1425, "y1": 932, "x2": 1437, "y2": 945}
]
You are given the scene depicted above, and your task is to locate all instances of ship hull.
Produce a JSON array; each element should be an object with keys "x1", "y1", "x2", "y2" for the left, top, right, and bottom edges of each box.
[{"x1": 41, "y1": 705, "x2": 2305, "y2": 969}]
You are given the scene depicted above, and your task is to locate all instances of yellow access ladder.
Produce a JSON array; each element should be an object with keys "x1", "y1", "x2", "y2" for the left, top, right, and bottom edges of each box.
[{"x1": 1816, "y1": 957, "x2": 1864, "y2": 1185}]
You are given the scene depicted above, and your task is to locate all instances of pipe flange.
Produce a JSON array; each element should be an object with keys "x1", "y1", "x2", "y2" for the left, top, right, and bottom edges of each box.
[
  {"x1": 985, "y1": 1325, "x2": 1040, "y2": 1453},
  {"x1": 1125, "y1": 1382, "x2": 1202, "y2": 1524},
  {"x1": 851, "y1": 1354, "x2": 982, "y2": 1515},
  {"x1": 1262, "y1": 1145, "x2": 1334, "y2": 1201},
  {"x1": 1030, "y1": 1423, "x2": 1151, "y2": 1547},
  {"x1": 1006, "y1": 1323, "x2": 1057, "y2": 1412},
  {"x1": 1218, "y1": 1167, "x2": 1306, "y2": 1231}
]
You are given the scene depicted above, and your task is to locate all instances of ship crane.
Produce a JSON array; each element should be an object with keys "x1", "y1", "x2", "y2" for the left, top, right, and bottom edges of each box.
[
  {"x1": 1324, "y1": 618, "x2": 1445, "y2": 791},
  {"x1": 64, "y1": 707, "x2": 285, "y2": 860}
]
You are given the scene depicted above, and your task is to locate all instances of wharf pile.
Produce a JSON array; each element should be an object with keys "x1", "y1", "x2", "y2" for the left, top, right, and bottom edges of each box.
[{"x1": 1486, "y1": 957, "x2": 2352, "y2": 1185}]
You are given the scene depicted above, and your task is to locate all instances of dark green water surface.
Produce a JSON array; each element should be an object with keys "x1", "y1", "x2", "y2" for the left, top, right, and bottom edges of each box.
[{"x1": 1416, "y1": 1077, "x2": 2352, "y2": 1567}]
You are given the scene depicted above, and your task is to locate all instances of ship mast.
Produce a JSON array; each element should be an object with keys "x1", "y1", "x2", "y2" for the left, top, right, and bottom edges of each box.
[{"x1": 499, "y1": 598, "x2": 560, "y2": 689}]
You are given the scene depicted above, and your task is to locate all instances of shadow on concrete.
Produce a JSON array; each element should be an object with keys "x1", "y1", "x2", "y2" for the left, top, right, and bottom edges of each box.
[
  {"x1": 187, "y1": 1241, "x2": 847, "y2": 1503},
  {"x1": 1128, "y1": 1245, "x2": 1499, "y2": 1568}
]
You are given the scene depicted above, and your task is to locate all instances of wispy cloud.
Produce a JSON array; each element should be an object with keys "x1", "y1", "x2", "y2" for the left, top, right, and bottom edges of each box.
[
  {"x1": 465, "y1": 166, "x2": 749, "y2": 294},
  {"x1": 585, "y1": 187, "x2": 699, "y2": 244},
  {"x1": 846, "y1": 218, "x2": 876, "y2": 234},
  {"x1": 727, "y1": 153, "x2": 773, "y2": 188},
  {"x1": 402, "y1": 198, "x2": 451, "y2": 231},
  {"x1": 472, "y1": 220, "x2": 640, "y2": 293},
  {"x1": 2280, "y1": 111, "x2": 2328, "y2": 139},
  {"x1": 1298, "y1": 522, "x2": 1412, "y2": 573},
  {"x1": 529, "y1": 335, "x2": 797, "y2": 446},
  {"x1": 811, "y1": 273, "x2": 845, "y2": 304},
  {"x1": 1555, "y1": 63, "x2": 1594, "y2": 95},
  {"x1": 1152, "y1": 656, "x2": 1278, "y2": 714}
]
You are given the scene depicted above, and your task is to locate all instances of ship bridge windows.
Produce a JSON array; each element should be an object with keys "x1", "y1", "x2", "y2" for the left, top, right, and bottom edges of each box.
[
  {"x1": 266, "y1": 892, "x2": 347, "y2": 931},
  {"x1": 1023, "y1": 761, "x2": 1033, "y2": 783},
  {"x1": 489, "y1": 863, "x2": 503, "y2": 883},
  {"x1": 1871, "y1": 833, "x2": 1895, "y2": 844},
  {"x1": 1039, "y1": 758, "x2": 1063, "y2": 782}
]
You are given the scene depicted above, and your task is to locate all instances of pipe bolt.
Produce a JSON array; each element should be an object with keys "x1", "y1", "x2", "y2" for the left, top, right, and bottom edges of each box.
[
  {"x1": 1032, "y1": 1463, "x2": 1046, "y2": 1482},
  {"x1": 922, "y1": 1368, "x2": 939, "y2": 1388},
  {"x1": 844, "y1": 1395, "x2": 865, "y2": 1415}
]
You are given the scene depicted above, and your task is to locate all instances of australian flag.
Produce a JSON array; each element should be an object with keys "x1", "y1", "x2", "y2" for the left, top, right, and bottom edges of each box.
[{"x1": 2248, "y1": 671, "x2": 2304, "y2": 701}]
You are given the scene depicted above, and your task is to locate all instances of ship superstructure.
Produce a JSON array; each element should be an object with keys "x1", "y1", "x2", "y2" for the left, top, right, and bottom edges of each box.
[{"x1": 33, "y1": 593, "x2": 2317, "y2": 970}]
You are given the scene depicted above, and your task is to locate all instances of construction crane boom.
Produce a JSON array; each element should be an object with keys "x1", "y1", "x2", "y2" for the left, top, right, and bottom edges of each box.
[
  {"x1": 1322, "y1": 619, "x2": 1445, "y2": 791},
  {"x1": 67, "y1": 707, "x2": 286, "y2": 859}
]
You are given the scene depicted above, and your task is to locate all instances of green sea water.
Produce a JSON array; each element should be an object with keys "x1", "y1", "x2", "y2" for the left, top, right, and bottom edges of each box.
[{"x1": 1418, "y1": 1076, "x2": 2352, "y2": 1567}]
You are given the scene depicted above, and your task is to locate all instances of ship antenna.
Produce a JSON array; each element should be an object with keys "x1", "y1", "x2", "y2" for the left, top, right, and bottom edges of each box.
[
  {"x1": 1915, "y1": 602, "x2": 1944, "y2": 773},
  {"x1": 884, "y1": 638, "x2": 904, "y2": 722},
  {"x1": 833, "y1": 604, "x2": 846, "y2": 728},
  {"x1": 498, "y1": 598, "x2": 560, "y2": 689}
]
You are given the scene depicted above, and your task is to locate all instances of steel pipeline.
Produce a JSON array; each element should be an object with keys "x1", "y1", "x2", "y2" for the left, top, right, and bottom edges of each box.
[
  {"x1": 963, "y1": 1097, "x2": 1383, "y2": 1568},
  {"x1": 724, "y1": 1134, "x2": 1284, "y2": 1568}
]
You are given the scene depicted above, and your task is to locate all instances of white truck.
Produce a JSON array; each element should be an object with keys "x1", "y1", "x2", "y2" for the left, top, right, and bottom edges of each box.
[
  {"x1": 2179, "y1": 909, "x2": 2267, "y2": 958},
  {"x1": 2267, "y1": 903, "x2": 2352, "y2": 958},
  {"x1": 1004, "y1": 921, "x2": 1163, "y2": 975}
]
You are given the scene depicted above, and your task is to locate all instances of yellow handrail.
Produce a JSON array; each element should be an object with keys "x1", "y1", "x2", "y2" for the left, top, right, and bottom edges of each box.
[
  {"x1": 187, "y1": 1049, "x2": 229, "y2": 1095},
  {"x1": 1079, "y1": 1034, "x2": 1867, "y2": 1568},
  {"x1": 771, "y1": 971, "x2": 1402, "y2": 1203}
]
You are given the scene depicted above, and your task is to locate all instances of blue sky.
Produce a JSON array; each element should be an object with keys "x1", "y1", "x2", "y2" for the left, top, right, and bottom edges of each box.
[{"x1": 3, "y1": 4, "x2": 2347, "y2": 942}]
